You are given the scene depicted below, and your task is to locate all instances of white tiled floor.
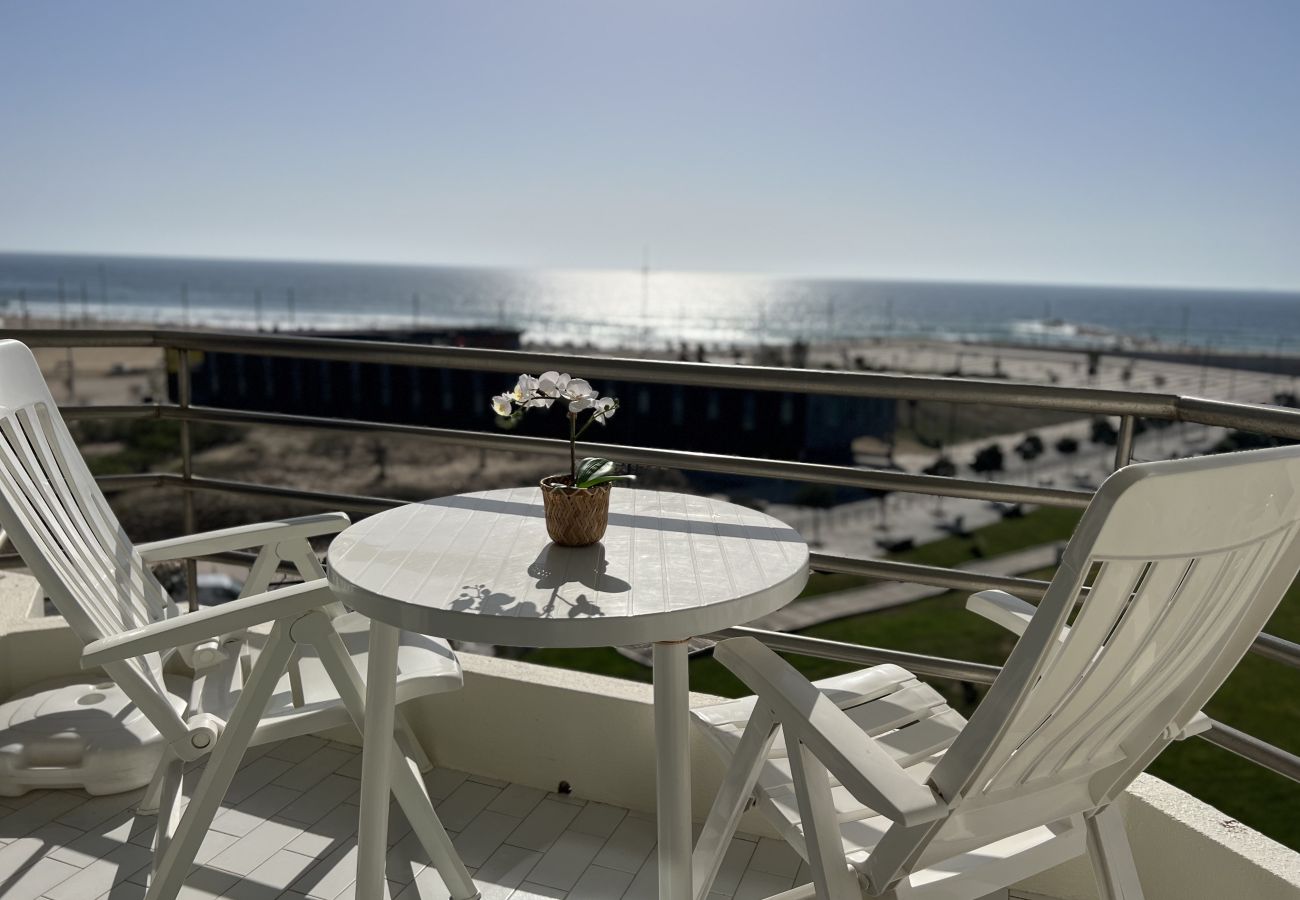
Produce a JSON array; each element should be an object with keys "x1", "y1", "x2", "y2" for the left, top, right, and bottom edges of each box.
[{"x1": 0, "y1": 736, "x2": 810, "y2": 900}]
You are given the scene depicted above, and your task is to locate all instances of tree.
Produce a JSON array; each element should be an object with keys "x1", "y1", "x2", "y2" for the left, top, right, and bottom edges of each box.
[
  {"x1": 1055, "y1": 436, "x2": 1080, "y2": 455},
  {"x1": 970, "y1": 443, "x2": 1005, "y2": 477},
  {"x1": 1014, "y1": 433, "x2": 1044, "y2": 463},
  {"x1": 1090, "y1": 417, "x2": 1119, "y2": 446},
  {"x1": 923, "y1": 455, "x2": 957, "y2": 477}
]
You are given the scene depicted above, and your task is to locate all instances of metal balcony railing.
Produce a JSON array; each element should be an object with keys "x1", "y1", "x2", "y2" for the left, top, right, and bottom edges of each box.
[{"x1": 3, "y1": 327, "x2": 1300, "y2": 786}]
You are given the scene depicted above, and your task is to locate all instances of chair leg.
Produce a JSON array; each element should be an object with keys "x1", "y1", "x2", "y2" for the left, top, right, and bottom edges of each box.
[
  {"x1": 788, "y1": 740, "x2": 860, "y2": 900},
  {"x1": 148, "y1": 750, "x2": 185, "y2": 882},
  {"x1": 395, "y1": 709, "x2": 434, "y2": 772},
  {"x1": 144, "y1": 621, "x2": 296, "y2": 900},
  {"x1": 390, "y1": 751, "x2": 481, "y2": 898},
  {"x1": 1087, "y1": 805, "x2": 1146, "y2": 900},
  {"x1": 138, "y1": 747, "x2": 180, "y2": 815},
  {"x1": 692, "y1": 706, "x2": 778, "y2": 900},
  {"x1": 294, "y1": 611, "x2": 479, "y2": 900}
]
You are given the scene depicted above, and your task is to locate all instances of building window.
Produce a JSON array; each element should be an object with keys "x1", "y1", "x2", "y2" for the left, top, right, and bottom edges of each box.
[
  {"x1": 781, "y1": 395, "x2": 795, "y2": 425},
  {"x1": 707, "y1": 391, "x2": 720, "y2": 421},
  {"x1": 637, "y1": 389, "x2": 651, "y2": 414}
]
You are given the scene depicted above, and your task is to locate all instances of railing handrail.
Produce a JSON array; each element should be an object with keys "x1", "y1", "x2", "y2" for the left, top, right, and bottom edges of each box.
[
  {"x1": 5, "y1": 325, "x2": 1299, "y2": 787},
  {"x1": 13, "y1": 326, "x2": 1300, "y2": 438}
]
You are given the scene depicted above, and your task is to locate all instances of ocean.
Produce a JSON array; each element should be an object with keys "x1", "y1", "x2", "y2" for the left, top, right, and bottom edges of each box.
[{"x1": 2, "y1": 252, "x2": 1298, "y2": 355}]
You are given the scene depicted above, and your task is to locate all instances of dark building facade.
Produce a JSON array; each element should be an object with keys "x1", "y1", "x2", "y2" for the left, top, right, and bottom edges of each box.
[{"x1": 172, "y1": 330, "x2": 895, "y2": 489}]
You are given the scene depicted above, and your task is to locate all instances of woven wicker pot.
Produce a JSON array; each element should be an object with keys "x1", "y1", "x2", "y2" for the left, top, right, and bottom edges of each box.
[{"x1": 540, "y1": 476, "x2": 612, "y2": 546}]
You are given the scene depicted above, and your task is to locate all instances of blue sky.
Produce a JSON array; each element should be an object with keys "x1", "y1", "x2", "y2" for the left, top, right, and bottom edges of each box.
[{"x1": 2, "y1": 1, "x2": 1298, "y2": 289}]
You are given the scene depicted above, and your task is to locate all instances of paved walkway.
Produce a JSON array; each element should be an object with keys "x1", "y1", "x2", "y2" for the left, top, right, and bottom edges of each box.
[{"x1": 749, "y1": 542, "x2": 1063, "y2": 632}]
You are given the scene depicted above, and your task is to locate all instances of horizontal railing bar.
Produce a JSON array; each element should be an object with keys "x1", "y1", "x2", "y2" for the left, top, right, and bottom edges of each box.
[
  {"x1": 0, "y1": 327, "x2": 1200, "y2": 417},
  {"x1": 8, "y1": 329, "x2": 161, "y2": 350},
  {"x1": 1200, "y1": 722, "x2": 1300, "y2": 784},
  {"x1": 718, "y1": 627, "x2": 1300, "y2": 784},
  {"x1": 710, "y1": 625, "x2": 1002, "y2": 683},
  {"x1": 16, "y1": 327, "x2": 1300, "y2": 438},
  {"x1": 157, "y1": 404, "x2": 1094, "y2": 508},
  {"x1": 61, "y1": 404, "x2": 162, "y2": 422},
  {"x1": 125, "y1": 472, "x2": 1298, "y2": 672},
  {"x1": 1175, "y1": 396, "x2": 1300, "y2": 442},
  {"x1": 52, "y1": 470, "x2": 1290, "y2": 678},
  {"x1": 809, "y1": 553, "x2": 1052, "y2": 599},
  {"x1": 154, "y1": 472, "x2": 399, "y2": 514},
  {"x1": 97, "y1": 473, "x2": 168, "y2": 492},
  {"x1": 1251, "y1": 632, "x2": 1300, "y2": 670}
]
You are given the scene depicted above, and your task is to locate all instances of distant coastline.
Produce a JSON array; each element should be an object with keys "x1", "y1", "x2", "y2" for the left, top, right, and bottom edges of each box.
[{"x1": 3, "y1": 251, "x2": 1299, "y2": 357}]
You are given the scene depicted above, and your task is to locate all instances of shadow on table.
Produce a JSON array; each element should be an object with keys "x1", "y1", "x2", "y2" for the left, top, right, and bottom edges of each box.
[
  {"x1": 451, "y1": 544, "x2": 630, "y2": 619},
  {"x1": 422, "y1": 493, "x2": 802, "y2": 543}
]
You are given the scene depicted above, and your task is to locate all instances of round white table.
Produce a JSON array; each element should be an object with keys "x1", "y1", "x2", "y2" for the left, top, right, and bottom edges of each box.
[{"x1": 328, "y1": 486, "x2": 809, "y2": 900}]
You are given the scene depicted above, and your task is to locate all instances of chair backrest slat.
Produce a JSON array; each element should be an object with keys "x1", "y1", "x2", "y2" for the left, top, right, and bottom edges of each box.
[
  {"x1": 1, "y1": 413, "x2": 154, "y2": 637},
  {"x1": 29, "y1": 402, "x2": 172, "y2": 622},
  {"x1": 0, "y1": 340, "x2": 185, "y2": 743},
  {"x1": 862, "y1": 444, "x2": 1300, "y2": 892}
]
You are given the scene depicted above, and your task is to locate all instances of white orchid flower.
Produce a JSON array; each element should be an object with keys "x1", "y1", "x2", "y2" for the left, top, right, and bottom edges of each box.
[
  {"x1": 538, "y1": 371, "x2": 570, "y2": 397},
  {"x1": 593, "y1": 396, "x2": 617, "y2": 423},
  {"x1": 563, "y1": 378, "x2": 595, "y2": 400},
  {"x1": 511, "y1": 374, "x2": 538, "y2": 402},
  {"x1": 490, "y1": 393, "x2": 514, "y2": 416},
  {"x1": 568, "y1": 396, "x2": 596, "y2": 414}
]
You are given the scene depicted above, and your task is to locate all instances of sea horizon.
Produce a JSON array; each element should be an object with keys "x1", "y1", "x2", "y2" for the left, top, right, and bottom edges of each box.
[{"x1": 3, "y1": 250, "x2": 1300, "y2": 356}]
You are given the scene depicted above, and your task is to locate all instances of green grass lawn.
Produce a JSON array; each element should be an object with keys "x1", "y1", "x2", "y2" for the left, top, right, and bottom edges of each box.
[{"x1": 522, "y1": 505, "x2": 1300, "y2": 850}]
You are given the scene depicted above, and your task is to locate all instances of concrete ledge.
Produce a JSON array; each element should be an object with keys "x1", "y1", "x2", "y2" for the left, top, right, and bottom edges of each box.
[
  {"x1": 0, "y1": 572, "x2": 84, "y2": 698},
  {"x1": 1014, "y1": 774, "x2": 1300, "y2": 900},
  {"x1": 400, "y1": 651, "x2": 781, "y2": 835}
]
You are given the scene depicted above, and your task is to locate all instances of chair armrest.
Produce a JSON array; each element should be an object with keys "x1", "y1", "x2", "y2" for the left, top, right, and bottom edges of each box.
[
  {"x1": 136, "y1": 512, "x2": 350, "y2": 563},
  {"x1": 82, "y1": 579, "x2": 338, "y2": 668},
  {"x1": 714, "y1": 638, "x2": 947, "y2": 827},
  {"x1": 967, "y1": 590, "x2": 1070, "y2": 643}
]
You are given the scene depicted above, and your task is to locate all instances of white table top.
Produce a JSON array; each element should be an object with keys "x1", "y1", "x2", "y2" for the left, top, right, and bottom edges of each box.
[{"x1": 327, "y1": 487, "x2": 809, "y2": 647}]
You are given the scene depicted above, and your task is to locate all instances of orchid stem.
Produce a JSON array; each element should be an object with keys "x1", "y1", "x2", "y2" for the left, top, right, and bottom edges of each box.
[{"x1": 569, "y1": 412, "x2": 577, "y2": 484}]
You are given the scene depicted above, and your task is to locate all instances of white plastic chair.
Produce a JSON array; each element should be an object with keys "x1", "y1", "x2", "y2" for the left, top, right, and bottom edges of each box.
[
  {"x1": 0, "y1": 340, "x2": 479, "y2": 900},
  {"x1": 692, "y1": 445, "x2": 1300, "y2": 900}
]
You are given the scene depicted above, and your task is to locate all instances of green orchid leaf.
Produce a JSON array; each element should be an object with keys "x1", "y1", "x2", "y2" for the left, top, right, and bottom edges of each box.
[
  {"x1": 573, "y1": 457, "x2": 634, "y2": 489},
  {"x1": 577, "y1": 473, "x2": 637, "y2": 488},
  {"x1": 576, "y1": 457, "x2": 614, "y2": 482}
]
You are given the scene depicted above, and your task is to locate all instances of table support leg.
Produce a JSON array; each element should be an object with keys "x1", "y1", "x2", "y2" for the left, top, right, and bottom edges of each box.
[
  {"x1": 358, "y1": 620, "x2": 401, "y2": 900},
  {"x1": 654, "y1": 639, "x2": 692, "y2": 900}
]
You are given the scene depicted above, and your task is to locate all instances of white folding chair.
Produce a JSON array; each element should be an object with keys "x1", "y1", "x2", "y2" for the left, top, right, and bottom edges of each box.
[
  {"x1": 693, "y1": 445, "x2": 1300, "y2": 899},
  {"x1": 0, "y1": 339, "x2": 479, "y2": 900}
]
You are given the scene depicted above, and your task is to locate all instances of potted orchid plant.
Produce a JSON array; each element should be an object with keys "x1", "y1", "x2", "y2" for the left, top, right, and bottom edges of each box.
[{"x1": 491, "y1": 371, "x2": 634, "y2": 545}]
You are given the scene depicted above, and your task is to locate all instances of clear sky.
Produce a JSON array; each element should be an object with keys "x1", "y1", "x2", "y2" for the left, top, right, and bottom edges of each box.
[{"x1": 3, "y1": 1, "x2": 1298, "y2": 289}]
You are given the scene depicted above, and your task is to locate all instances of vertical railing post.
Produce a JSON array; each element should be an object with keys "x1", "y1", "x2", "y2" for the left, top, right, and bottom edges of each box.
[
  {"x1": 177, "y1": 347, "x2": 198, "y2": 612},
  {"x1": 1114, "y1": 414, "x2": 1136, "y2": 471}
]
